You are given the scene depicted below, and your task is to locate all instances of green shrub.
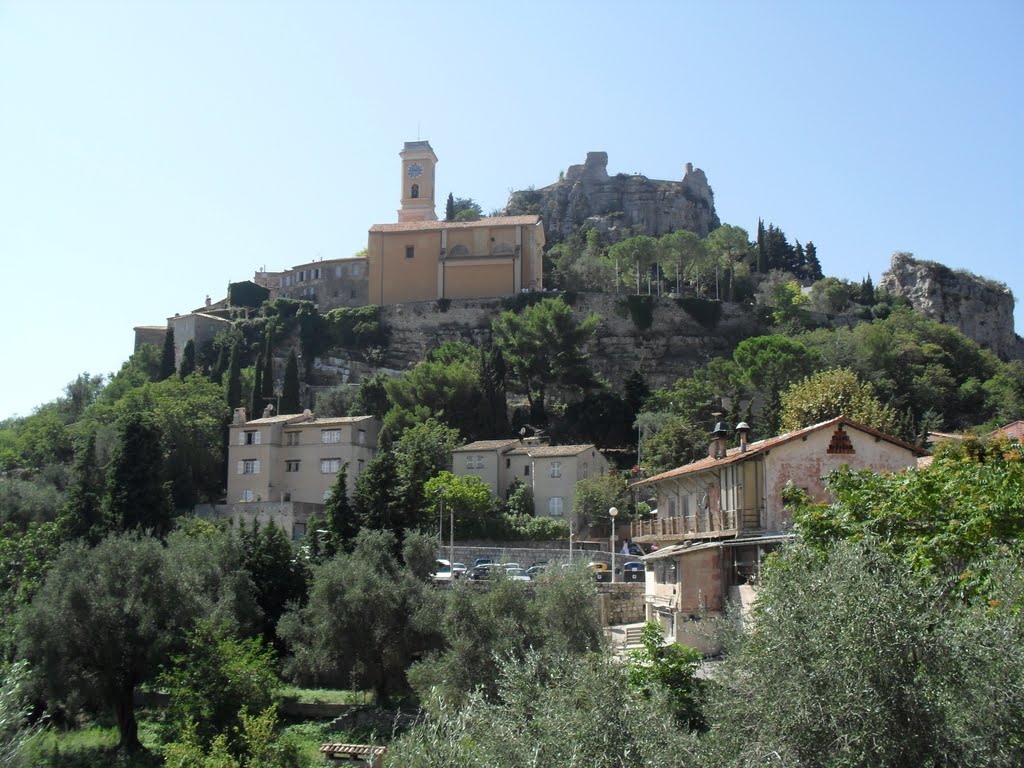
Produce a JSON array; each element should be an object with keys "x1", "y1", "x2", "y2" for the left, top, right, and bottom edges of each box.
[{"x1": 617, "y1": 295, "x2": 655, "y2": 331}]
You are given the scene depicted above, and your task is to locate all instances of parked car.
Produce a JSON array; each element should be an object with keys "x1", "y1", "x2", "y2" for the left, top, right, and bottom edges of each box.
[
  {"x1": 503, "y1": 562, "x2": 522, "y2": 571},
  {"x1": 623, "y1": 561, "x2": 644, "y2": 572},
  {"x1": 452, "y1": 562, "x2": 468, "y2": 577},
  {"x1": 588, "y1": 562, "x2": 609, "y2": 573},
  {"x1": 506, "y1": 567, "x2": 531, "y2": 582},
  {"x1": 526, "y1": 564, "x2": 548, "y2": 579},
  {"x1": 431, "y1": 559, "x2": 454, "y2": 582},
  {"x1": 468, "y1": 564, "x2": 495, "y2": 580},
  {"x1": 474, "y1": 557, "x2": 494, "y2": 568}
]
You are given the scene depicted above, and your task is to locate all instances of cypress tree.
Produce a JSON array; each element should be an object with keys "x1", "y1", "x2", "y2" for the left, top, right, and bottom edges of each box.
[
  {"x1": 445, "y1": 192, "x2": 455, "y2": 222},
  {"x1": 177, "y1": 339, "x2": 196, "y2": 379},
  {"x1": 805, "y1": 241, "x2": 823, "y2": 281},
  {"x1": 281, "y1": 348, "x2": 301, "y2": 414},
  {"x1": 226, "y1": 341, "x2": 242, "y2": 411},
  {"x1": 103, "y1": 413, "x2": 173, "y2": 537},
  {"x1": 261, "y1": 335, "x2": 275, "y2": 402},
  {"x1": 322, "y1": 463, "x2": 356, "y2": 557},
  {"x1": 63, "y1": 431, "x2": 105, "y2": 543},
  {"x1": 251, "y1": 353, "x2": 264, "y2": 417},
  {"x1": 756, "y1": 218, "x2": 766, "y2": 274},
  {"x1": 211, "y1": 342, "x2": 227, "y2": 384},
  {"x1": 159, "y1": 326, "x2": 176, "y2": 381}
]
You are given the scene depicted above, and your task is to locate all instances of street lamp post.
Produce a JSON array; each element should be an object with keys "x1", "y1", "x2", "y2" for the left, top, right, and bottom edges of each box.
[{"x1": 609, "y1": 506, "x2": 619, "y2": 583}]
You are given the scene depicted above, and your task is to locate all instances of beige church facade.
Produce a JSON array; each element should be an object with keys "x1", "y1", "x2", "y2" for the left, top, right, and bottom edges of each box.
[{"x1": 366, "y1": 141, "x2": 545, "y2": 305}]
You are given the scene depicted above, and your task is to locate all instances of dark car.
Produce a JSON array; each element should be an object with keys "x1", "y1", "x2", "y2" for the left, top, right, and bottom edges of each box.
[
  {"x1": 468, "y1": 564, "x2": 495, "y2": 580},
  {"x1": 623, "y1": 561, "x2": 645, "y2": 572}
]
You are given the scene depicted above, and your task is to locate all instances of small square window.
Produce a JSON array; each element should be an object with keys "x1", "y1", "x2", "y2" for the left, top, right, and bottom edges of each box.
[{"x1": 405, "y1": 246, "x2": 415, "y2": 259}]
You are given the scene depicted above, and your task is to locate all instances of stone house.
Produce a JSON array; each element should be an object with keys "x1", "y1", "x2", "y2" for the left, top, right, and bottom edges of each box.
[
  {"x1": 256, "y1": 255, "x2": 369, "y2": 311},
  {"x1": 630, "y1": 416, "x2": 928, "y2": 647},
  {"x1": 225, "y1": 407, "x2": 380, "y2": 539},
  {"x1": 453, "y1": 438, "x2": 609, "y2": 530},
  {"x1": 170, "y1": 311, "x2": 232, "y2": 367}
]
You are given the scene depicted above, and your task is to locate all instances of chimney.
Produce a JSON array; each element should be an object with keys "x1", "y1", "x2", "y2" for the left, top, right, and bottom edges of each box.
[
  {"x1": 232, "y1": 407, "x2": 247, "y2": 425},
  {"x1": 736, "y1": 422, "x2": 750, "y2": 452},
  {"x1": 708, "y1": 417, "x2": 729, "y2": 459}
]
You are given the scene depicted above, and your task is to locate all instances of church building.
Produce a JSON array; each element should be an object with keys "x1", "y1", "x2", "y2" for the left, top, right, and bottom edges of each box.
[{"x1": 366, "y1": 141, "x2": 545, "y2": 304}]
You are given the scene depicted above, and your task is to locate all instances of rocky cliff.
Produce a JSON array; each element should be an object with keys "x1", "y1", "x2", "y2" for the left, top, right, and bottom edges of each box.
[
  {"x1": 502, "y1": 152, "x2": 720, "y2": 244},
  {"x1": 309, "y1": 294, "x2": 761, "y2": 395},
  {"x1": 879, "y1": 253, "x2": 1022, "y2": 359}
]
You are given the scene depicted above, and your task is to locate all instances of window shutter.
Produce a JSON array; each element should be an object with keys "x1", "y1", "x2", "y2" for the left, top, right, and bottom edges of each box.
[
  {"x1": 237, "y1": 461, "x2": 244, "y2": 475},
  {"x1": 254, "y1": 431, "x2": 261, "y2": 445},
  {"x1": 238, "y1": 432, "x2": 245, "y2": 446},
  {"x1": 253, "y1": 460, "x2": 260, "y2": 474}
]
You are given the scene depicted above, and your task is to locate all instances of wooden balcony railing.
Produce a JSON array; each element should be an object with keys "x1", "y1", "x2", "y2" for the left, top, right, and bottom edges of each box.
[{"x1": 632, "y1": 507, "x2": 759, "y2": 542}]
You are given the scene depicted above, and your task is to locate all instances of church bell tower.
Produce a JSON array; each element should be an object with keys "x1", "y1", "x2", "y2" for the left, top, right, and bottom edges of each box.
[{"x1": 398, "y1": 141, "x2": 438, "y2": 222}]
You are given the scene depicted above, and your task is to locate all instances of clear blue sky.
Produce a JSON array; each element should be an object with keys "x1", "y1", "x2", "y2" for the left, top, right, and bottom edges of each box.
[{"x1": 2, "y1": 1, "x2": 1021, "y2": 420}]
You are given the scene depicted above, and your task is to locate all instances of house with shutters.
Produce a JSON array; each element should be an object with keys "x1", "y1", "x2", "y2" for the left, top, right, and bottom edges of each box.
[
  {"x1": 225, "y1": 407, "x2": 380, "y2": 539},
  {"x1": 630, "y1": 416, "x2": 928, "y2": 648},
  {"x1": 452, "y1": 437, "x2": 609, "y2": 531}
]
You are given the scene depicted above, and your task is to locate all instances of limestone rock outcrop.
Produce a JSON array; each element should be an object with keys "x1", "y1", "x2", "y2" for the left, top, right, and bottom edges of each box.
[
  {"x1": 879, "y1": 252, "x2": 1021, "y2": 359},
  {"x1": 502, "y1": 152, "x2": 720, "y2": 244}
]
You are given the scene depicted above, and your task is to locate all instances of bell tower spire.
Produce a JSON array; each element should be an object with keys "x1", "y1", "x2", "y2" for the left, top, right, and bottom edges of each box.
[{"x1": 398, "y1": 141, "x2": 438, "y2": 222}]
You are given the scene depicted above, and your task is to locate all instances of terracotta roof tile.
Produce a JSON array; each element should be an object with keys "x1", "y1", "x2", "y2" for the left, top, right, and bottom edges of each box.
[
  {"x1": 369, "y1": 215, "x2": 540, "y2": 233},
  {"x1": 454, "y1": 439, "x2": 522, "y2": 452},
  {"x1": 633, "y1": 416, "x2": 928, "y2": 487}
]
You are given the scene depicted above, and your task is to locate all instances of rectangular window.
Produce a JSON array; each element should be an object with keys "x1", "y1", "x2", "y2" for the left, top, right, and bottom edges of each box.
[
  {"x1": 352, "y1": 263, "x2": 362, "y2": 276},
  {"x1": 357, "y1": 458, "x2": 365, "y2": 473},
  {"x1": 524, "y1": 464, "x2": 530, "y2": 477},
  {"x1": 322, "y1": 429, "x2": 341, "y2": 444},
  {"x1": 506, "y1": 458, "x2": 511, "y2": 468},
  {"x1": 286, "y1": 431, "x2": 300, "y2": 446},
  {"x1": 321, "y1": 458, "x2": 341, "y2": 474},
  {"x1": 335, "y1": 265, "x2": 343, "y2": 278},
  {"x1": 668, "y1": 498, "x2": 677, "y2": 518},
  {"x1": 550, "y1": 461, "x2": 561, "y2": 478},
  {"x1": 313, "y1": 268, "x2": 320, "y2": 279},
  {"x1": 241, "y1": 489, "x2": 254, "y2": 502},
  {"x1": 239, "y1": 459, "x2": 260, "y2": 475},
  {"x1": 292, "y1": 522, "x2": 306, "y2": 541},
  {"x1": 405, "y1": 246, "x2": 415, "y2": 259},
  {"x1": 358, "y1": 429, "x2": 366, "y2": 445},
  {"x1": 548, "y1": 497, "x2": 563, "y2": 516},
  {"x1": 285, "y1": 460, "x2": 300, "y2": 473},
  {"x1": 243, "y1": 430, "x2": 261, "y2": 445}
]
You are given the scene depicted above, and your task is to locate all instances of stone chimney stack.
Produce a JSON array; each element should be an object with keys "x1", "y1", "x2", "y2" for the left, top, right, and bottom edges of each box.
[{"x1": 232, "y1": 407, "x2": 247, "y2": 426}]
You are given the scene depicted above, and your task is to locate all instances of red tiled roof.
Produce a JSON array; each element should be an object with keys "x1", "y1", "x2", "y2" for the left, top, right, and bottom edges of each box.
[
  {"x1": 369, "y1": 215, "x2": 541, "y2": 233},
  {"x1": 633, "y1": 416, "x2": 928, "y2": 487}
]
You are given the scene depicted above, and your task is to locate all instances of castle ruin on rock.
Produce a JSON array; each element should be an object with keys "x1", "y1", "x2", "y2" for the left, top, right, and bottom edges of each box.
[{"x1": 502, "y1": 151, "x2": 720, "y2": 244}]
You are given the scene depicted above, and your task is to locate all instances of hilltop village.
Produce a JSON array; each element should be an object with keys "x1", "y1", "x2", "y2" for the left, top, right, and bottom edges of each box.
[{"x1": 4, "y1": 140, "x2": 1024, "y2": 764}]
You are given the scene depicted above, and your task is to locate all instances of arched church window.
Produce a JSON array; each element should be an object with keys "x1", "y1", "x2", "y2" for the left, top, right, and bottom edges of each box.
[{"x1": 411, "y1": 184, "x2": 419, "y2": 199}]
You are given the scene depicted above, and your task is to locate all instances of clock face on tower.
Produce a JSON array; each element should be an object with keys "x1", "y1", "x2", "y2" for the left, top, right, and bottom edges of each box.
[{"x1": 407, "y1": 162, "x2": 424, "y2": 179}]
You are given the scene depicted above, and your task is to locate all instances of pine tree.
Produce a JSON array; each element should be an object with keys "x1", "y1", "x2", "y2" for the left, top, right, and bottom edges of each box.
[
  {"x1": 177, "y1": 339, "x2": 196, "y2": 379},
  {"x1": 226, "y1": 341, "x2": 242, "y2": 411},
  {"x1": 159, "y1": 327, "x2": 176, "y2": 381},
  {"x1": 281, "y1": 348, "x2": 301, "y2": 414},
  {"x1": 251, "y1": 352, "x2": 264, "y2": 417},
  {"x1": 445, "y1": 192, "x2": 455, "y2": 222},
  {"x1": 624, "y1": 369, "x2": 650, "y2": 418},
  {"x1": 103, "y1": 413, "x2": 173, "y2": 537}
]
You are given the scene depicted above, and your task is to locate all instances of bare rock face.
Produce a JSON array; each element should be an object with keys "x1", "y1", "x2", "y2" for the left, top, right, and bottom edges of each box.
[
  {"x1": 879, "y1": 252, "x2": 1021, "y2": 359},
  {"x1": 503, "y1": 152, "x2": 720, "y2": 243}
]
